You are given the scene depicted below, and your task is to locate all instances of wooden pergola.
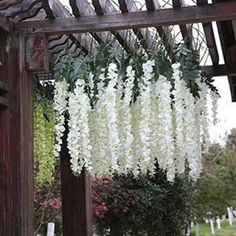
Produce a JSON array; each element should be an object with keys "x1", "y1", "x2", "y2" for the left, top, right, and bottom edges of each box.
[{"x1": 0, "y1": 0, "x2": 236, "y2": 235}]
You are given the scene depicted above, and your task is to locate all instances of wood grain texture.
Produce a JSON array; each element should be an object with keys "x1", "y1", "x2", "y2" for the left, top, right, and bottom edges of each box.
[
  {"x1": 213, "y1": 0, "x2": 236, "y2": 101},
  {"x1": 15, "y1": 2, "x2": 236, "y2": 35},
  {"x1": 201, "y1": 64, "x2": 236, "y2": 77},
  {"x1": 0, "y1": 32, "x2": 33, "y2": 235}
]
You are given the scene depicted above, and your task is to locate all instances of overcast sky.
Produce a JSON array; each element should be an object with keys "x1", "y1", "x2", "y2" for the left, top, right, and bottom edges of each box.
[{"x1": 59, "y1": 0, "x2": 236, "y2": 144}]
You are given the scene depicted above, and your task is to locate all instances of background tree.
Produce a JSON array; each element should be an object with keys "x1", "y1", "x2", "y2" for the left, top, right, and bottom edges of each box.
[{"x1": 195, "y1": 129, "x2": 236, "y2": 218}]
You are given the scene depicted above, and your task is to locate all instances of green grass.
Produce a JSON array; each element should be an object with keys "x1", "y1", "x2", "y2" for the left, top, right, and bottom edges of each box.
[{"x1": 190, "y1": 219, "x2": 236, "y2": 236}]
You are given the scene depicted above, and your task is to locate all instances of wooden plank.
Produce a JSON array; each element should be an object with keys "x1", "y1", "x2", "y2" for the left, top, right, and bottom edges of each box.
[
  {"x1": 197, "y1": 0, "x2": 219, "y2": 65},
  {"x1": 0, "y1": 13, "x2": 13, "y2": 32},
  {"x1": 60, "y1": 122, "x2": 92, "y2": 236},
  {"x1": 15, "y1": 2, "x2": 236, "y2": 35}
]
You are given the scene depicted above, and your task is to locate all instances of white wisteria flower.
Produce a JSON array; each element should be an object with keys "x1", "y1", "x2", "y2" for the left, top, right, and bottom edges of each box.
[
  {"x1": 105, "y1": 63, "x2": 121, "y2": 173},
  {"x1": 138, "y1": 60, "x2": 156, "y2": 175},
  {"x1": 53, "y1": 58, "x2": 218, "y2": 182},
  {"x1": 172, "y1": 63, "x2": 186, "y2": 175},
  {"x1": 68, "y1": 79, "x2": 92, "y2": 175},
  {"x1": 53, "y1": 79, "x2": 69, "y2": 158},
  {"x1": 155, "y1": 74, "x2": 175, "y2": 181}
]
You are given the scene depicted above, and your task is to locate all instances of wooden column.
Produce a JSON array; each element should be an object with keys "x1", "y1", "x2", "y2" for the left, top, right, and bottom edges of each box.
[
  {"x1": 0, "y1": 32, "x2": 33, "y2": 235},
  {"x1": 61, "y1": 123, "x2": 93, "y2": 236}
]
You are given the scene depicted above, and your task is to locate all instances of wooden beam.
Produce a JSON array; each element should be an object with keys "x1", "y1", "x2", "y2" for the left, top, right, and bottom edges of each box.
[
  {"x1": 197, "y1": 0, "x2": 219, "y2": 65},
  {"x1": 69, "y1": 0, "x2": 81, "y2": 17},
  {"x1": 61, "y1": 122, "x2": 92, "y2": 236},
  {"x1": 213, "y1": 0, "x2": 236, "y2": 101},
  {"x1": 92, "y1": 0, "x2": 131, "y2": 53},
  {"x1": 147, "y1": 0, "x2": 176, "y2": 61},
  {"x1": 0, "y1": 13, "x2": 13, "y2": 32},
  {"x1": 15, "y1": 2, "x2": 236, "y2": 35},
  {"x1": 201, "y1": 64, "x2": 236, "y2": 77},
  {"x1": 117, "y1": 0, "x2": 150, "y2": 50},
  {"x1": 172, "y1": 0, "x2": 192, "y2": 48}
]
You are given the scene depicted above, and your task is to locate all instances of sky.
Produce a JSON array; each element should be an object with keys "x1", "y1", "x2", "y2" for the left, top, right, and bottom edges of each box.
[{"x1": 59, "y1": 0, "x2": 236, "y2": 144}]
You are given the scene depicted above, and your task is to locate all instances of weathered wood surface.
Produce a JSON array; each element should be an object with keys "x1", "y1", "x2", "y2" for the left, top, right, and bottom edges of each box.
[
  {"x1": 201, "y1": 64, "x2": 236, "y2": 77},
  {"x1": 0, "y1": 32, "x2": 33, "y2": 235},
  {"x1": 15, "y1": 2, "x2": 236, "y2": 35},
  {"x1": 61, "y1": 122, "x2": 93, "y2": 236},
  {"x1": 213, "y1": 0, "x2": 236, "y2": 101},
  {"x1": 26, "y1": 33, "x2": 49, "y2": 71}
]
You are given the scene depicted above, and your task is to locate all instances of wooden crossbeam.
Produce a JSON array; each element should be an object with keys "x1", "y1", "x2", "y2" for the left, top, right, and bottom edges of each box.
[
  {"x1": 15, "y1": 2, "x2": 236, "y2": 35},
  {"x1": 201, "y1": 64, "x2": 236, "y2": 77},
  {"x1": 0, "y1": 13, "x2": 13, "y2": 32}
]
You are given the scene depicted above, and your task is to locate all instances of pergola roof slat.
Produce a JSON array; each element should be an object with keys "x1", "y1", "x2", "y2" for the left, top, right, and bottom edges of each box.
[
  {"x1": 92, "y1": 0, "x2": 132, "y2": 53},
  {"x1": 119, "y1": 0, "x2": 154, "y2": 50},
  {"x1": 172, "y1": 0, "x2": 192, "y2": 48},
  {"x1": 0, "y1": 0, "x2": 23, "y2": 10},
  {"x1": 148, "y1": 0, "x2": 175, "y2": 61},
  {"x1": 197, "y1": 0, "x2": 219, "y2": 65},
  {"x1": 69, "y1": 0, "x2": 81, "y2": 17}
]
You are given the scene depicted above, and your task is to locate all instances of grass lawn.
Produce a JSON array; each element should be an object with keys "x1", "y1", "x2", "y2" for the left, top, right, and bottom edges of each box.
[{"x1": 190, "y1": 219, "x2": 236, "y2": 236}]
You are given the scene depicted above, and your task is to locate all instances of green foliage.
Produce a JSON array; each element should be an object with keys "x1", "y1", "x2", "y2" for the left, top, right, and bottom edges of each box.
[
  {"x1": 52, "y1": 43, "x2": 216, "y2": 106},
  {"x1": 34, "y1": 102, "x2": 55, "y2": 184},
  {"x1": 93, "y1": 169, "x2": 196, "y2": 236},
  {"x1": 195, "y1": 129, "x2": 236, "y2": 217},
  {"x1": 34, "y1": 80, "x2": 55, "y2": 184}
]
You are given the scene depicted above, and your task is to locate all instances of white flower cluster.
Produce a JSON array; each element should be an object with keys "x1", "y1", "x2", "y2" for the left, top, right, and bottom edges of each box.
[
  {"x1": 54, "y1": 61, "x2": 218, "y2": 181},
  {"x1": 68, "y1": 80, "x2": 92, "y2": 174},
  {"x1": 53, "y1": 79, "x2": 69, "y2": 158}
]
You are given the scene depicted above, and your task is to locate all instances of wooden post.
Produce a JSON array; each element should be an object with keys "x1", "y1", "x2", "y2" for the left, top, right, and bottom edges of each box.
[
  {"x1": 60, "y1": 123, "x2": 93, "y2": 236},
  {"x1": 0, "y1": 32, "x2": 33, "y2": 235}
]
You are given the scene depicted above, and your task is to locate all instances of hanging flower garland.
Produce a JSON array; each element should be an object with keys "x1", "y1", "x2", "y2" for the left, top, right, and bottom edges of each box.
[{"x1": 52, "y1": 45, "x2": 219, "y2": 181}]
